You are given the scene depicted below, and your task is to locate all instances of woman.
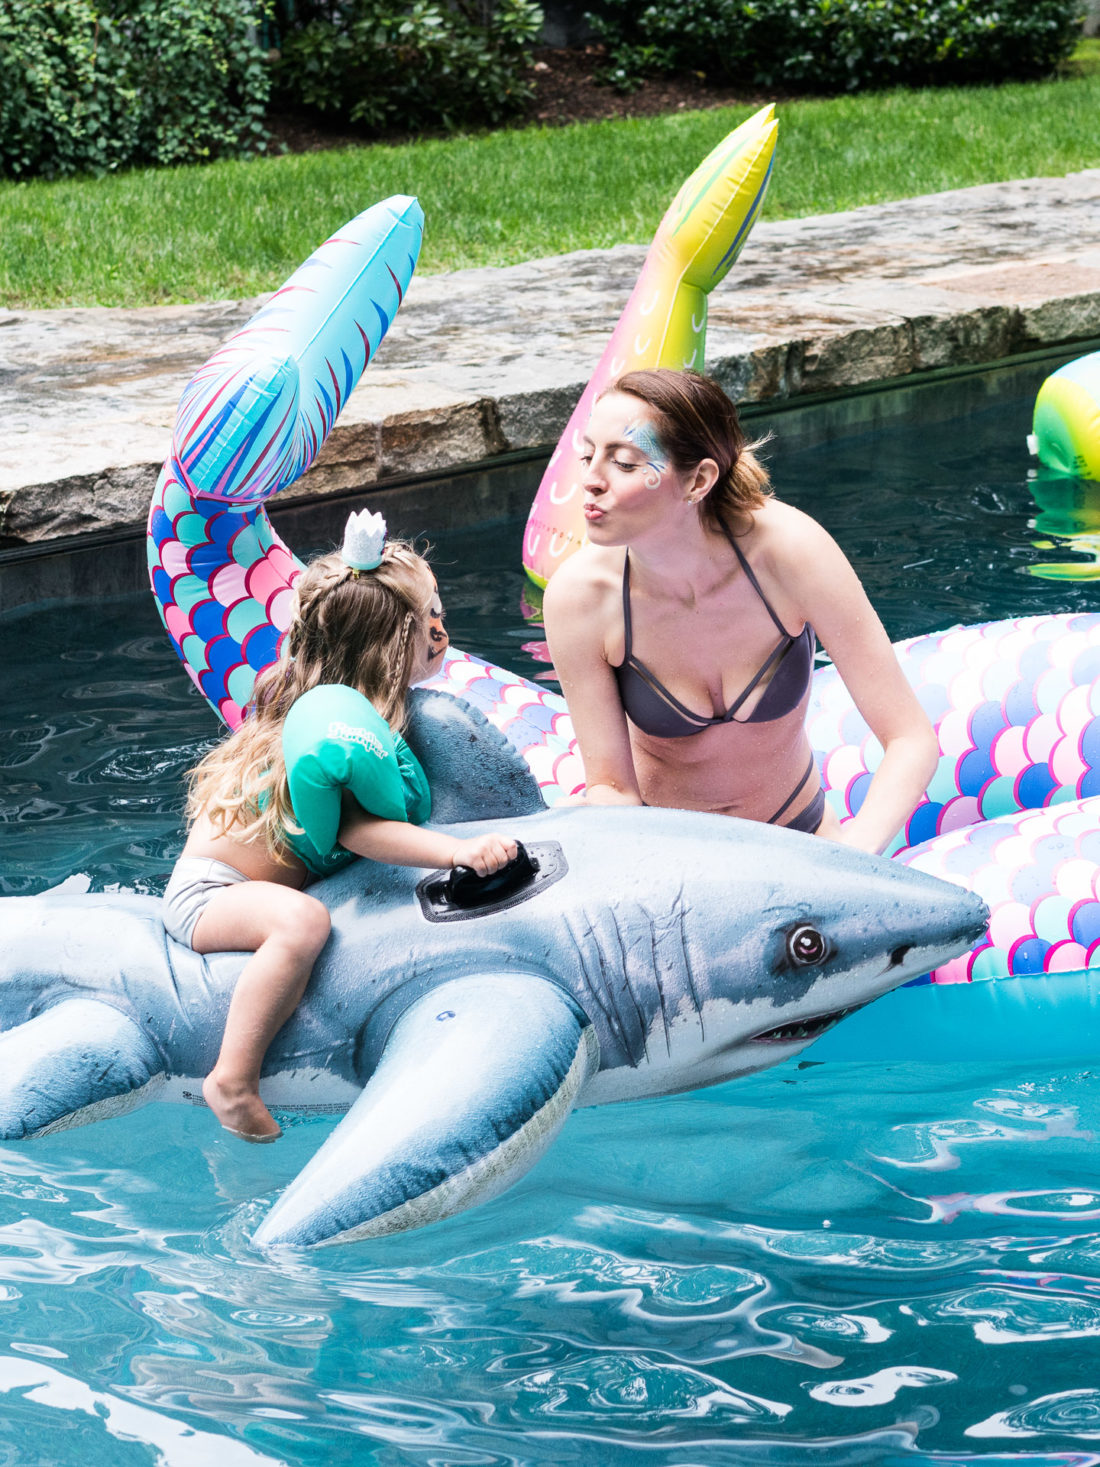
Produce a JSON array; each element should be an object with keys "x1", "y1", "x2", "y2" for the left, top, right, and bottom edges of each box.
[{"x1": 542, "y1": 369, "x2": 936, "y2": 853}]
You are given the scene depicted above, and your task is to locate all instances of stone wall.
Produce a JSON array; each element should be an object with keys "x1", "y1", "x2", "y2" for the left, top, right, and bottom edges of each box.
[{"x1": 3, "y1": 172, "x2": 1099, "y2": 555}]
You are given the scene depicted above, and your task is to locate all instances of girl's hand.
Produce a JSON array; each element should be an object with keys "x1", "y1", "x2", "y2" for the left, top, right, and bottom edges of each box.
[{"x1": 450, "y1": 834, "x2": 518, "y2": 876}]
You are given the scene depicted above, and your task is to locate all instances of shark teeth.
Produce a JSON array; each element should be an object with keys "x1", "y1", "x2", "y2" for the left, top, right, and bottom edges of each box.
[{"x1": 751, "y1": 1004, "x2": 864, "y2": 1045}]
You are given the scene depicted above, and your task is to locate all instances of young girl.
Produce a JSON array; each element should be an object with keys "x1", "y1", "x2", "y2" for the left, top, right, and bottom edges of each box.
[{"x1": 162, "y1": 514, "x2": 518, "y2": 1143}]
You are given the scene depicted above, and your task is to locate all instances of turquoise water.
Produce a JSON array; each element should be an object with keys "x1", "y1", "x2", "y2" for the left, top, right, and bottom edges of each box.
[{"x1": 4, "y1": 356, "x2": 1100, "y2": 1463}]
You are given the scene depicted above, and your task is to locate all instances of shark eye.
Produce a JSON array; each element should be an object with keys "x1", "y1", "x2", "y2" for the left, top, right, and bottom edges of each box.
[{"x1": 787, "y1": 924, "x2": 827, "y2": 967}]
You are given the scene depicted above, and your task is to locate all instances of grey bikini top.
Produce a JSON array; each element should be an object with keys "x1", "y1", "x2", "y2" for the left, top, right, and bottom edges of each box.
[{"x1": 612, "y1": 522, "x2": 815, "y2": 738}]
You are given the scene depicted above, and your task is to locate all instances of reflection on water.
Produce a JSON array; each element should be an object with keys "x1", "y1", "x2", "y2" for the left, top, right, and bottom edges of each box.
[
  {"x1": 3, "y1": 355, "x2": 1100, "y2": 1462},
  {"x1": 1028, "y1": 471, "x2": 1100, "y2": 582}
]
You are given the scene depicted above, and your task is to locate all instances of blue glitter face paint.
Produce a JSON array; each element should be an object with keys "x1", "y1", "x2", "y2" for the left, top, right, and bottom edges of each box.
[{"x1": 623, "y1": 420, "x2": 668, "y2": 489}]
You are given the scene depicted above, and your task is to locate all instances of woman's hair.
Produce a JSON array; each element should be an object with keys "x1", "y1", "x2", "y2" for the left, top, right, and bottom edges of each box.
[
  {"x1": 608, "y1": 368, "x2": 771, "y2": 528},
  {"x1": 185, "y1": 537, "x2": 432, "y2": 858}
]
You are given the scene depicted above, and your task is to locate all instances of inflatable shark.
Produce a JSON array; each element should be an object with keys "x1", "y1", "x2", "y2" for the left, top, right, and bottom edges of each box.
[{"x1": 0, "y1": 694, "x2": 985, "y2": 1248}]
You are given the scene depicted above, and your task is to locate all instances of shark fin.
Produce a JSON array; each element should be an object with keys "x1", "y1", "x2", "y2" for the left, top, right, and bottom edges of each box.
[
  {"x1": 253, "y1": 974, "x2": 598, "y2": 1247},
  {"x1": 404, "y1": 687, "x2": 545, "y2": 821},
  {"x1": 0, "y1": 999, "x2": 165, "y2": 1138}
]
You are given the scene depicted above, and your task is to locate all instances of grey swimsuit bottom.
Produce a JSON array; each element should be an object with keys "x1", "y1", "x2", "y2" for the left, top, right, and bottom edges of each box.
[{"x1": 162, "y1": 856, "x2": 250, "y2": 948}]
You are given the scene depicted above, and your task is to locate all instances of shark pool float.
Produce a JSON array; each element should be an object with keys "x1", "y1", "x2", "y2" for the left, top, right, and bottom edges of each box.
[{"x1": 0, "y1": 778, "x2": 986, "y2": 1247}]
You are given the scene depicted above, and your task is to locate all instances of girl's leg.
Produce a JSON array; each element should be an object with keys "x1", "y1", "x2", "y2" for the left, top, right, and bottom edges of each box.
[{"x1": 190, "y1": 882, "x2": 331, "y2": 1141}]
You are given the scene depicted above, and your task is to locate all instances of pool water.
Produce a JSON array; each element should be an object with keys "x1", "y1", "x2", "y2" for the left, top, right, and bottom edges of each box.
[{"x1": 4, "y1": 355, "x2": 1100, "y2": 1464}]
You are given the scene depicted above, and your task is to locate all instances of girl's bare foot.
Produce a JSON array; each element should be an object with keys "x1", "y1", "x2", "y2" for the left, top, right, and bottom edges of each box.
[{"x1": 202, "y1": 1072, "x2": 282, "y2": 1143}]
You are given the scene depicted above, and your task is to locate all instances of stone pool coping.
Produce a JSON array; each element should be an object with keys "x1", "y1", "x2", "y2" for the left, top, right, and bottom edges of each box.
[{"x1": 2, "y1": 168, "x2": 1099, "y2": 553}]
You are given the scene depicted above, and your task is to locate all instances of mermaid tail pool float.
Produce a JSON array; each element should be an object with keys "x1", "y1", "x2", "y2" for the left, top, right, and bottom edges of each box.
[
  {"x1": 521, "y1": 104, "x2": 778, "y2": 587},
  {"x1": 147, "y1": 195, "x2": 424, "y2": 728}
]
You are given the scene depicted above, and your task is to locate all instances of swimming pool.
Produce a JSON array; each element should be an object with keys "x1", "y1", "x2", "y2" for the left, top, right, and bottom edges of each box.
[{"x1": 3, "y1": 353, "x2": 1100, "y2": 1464}]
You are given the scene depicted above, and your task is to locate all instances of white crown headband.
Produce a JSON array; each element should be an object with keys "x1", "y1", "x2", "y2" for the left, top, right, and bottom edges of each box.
[{"x1": 342, "y1": 509, "x2": 388, "y2": 573}]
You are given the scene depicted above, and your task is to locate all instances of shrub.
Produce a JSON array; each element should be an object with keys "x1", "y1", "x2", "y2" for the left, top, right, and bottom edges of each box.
[
  {"x1": 0, "y1": 0, "x2": 271, "y2": 179},
  {"x1": 274, "y1": 0, "x2": 544, "y2": 133},
  {"x1": 587, "y1": 0, "x2": 1084, "y2": 94}
]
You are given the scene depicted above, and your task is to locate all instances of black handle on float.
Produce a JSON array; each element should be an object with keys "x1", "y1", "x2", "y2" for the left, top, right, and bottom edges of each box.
[{"x1": 446, "y1": 841, "x2": 538, "y2": 909}]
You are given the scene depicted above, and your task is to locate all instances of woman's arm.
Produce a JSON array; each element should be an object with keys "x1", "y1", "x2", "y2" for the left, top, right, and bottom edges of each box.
[
  {"x1": 543, "y1": 557, "x2": 643, "y2": 806},
  {"x1": 338, "y1": 805, "x2": 517, "y2": 876},
  {"x1": 782, "y1": 512, "x2": 938, "y2": 854}
]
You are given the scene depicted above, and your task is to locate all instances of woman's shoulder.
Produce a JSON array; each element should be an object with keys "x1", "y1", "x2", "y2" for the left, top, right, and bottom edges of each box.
[
  {"x1": 543, "y1": 544, "x2": 623, "y2": 622},
  {"x1": 747, "y1": 497, "x2": 841, "y2": 572},
  {"x1": 737, "y1": 499, "x2": 860, "y2": 627}
]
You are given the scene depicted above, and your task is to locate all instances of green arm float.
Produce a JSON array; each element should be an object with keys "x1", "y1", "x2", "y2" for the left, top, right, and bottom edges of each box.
[
  {"x1": 283, "y1": 684, "x2": 432, "y2": 858},
  {"x1": 392, "y1": 731, "x2": 432, "y2": 826}
]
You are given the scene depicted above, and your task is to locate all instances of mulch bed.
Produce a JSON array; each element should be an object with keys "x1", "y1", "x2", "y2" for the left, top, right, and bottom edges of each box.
[{"x1": 263, "y1": 46, "x2": 777, "y2": 154}]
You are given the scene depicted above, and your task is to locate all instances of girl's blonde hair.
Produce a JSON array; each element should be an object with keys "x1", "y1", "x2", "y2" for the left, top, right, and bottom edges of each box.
[
  {"x1": 185, "y1": 537, "x2": 432, "y2": 859},
  {"x1": 609, "y1": 368, "x2": 772, "y2": 529}
]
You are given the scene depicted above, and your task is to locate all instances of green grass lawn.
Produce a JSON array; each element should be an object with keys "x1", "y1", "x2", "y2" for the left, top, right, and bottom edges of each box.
[{"x1": 2, "y1": 59, "x2": 1099, "y2": 310}]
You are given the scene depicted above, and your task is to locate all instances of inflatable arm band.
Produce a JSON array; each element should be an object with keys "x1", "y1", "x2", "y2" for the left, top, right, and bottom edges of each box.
[{"x1": 283, "y1": 685, "x2": 431, "y2": 857}]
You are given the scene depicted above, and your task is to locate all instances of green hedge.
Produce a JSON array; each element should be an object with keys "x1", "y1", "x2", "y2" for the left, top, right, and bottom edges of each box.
[
  {"x1": 0, "y1": 0, "x2": 271, "y2": 179},
  {"x1": 274, "y1": 0, "x2": 544, "y2": 133},
  {"x1": 588, "y1": 0, "x2": 1084, "y2": 93}
]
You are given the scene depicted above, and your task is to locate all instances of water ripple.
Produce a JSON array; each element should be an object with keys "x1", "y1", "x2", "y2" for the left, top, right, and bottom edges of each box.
[
  {"x1": 807, "y1": 1365, "x2": 956, "y2": 1407},
  {"x1": 967, "y1": 1388, "x2": 1100, "y2": 1440},
  {"x1": 760, "y1": 1306, "x2": 893, "y2": 1345},
  {"x1": 906, "y1": 1283, "x2": 1100, "y2": 1343},
  {"x1": 0, "y1": 1353, "x2": 286, "y2": 1466},
  {"x1": 515, "y1": 1355, "x2": 792, "y2": 1425}
]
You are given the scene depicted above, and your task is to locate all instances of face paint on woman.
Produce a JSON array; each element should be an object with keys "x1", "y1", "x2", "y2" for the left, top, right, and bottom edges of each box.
[{"x1": 623, "y1": 420, "x2": 669, "y2": 490}]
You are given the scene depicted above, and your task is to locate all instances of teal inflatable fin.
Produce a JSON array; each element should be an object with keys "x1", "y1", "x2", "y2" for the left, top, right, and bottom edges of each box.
[
  {"x1": 0, "y1": 999, "x2": 165, "y2": 1138},
  {"x1": 253, "y1": 974, "x2": 598, "y2": 1247}
]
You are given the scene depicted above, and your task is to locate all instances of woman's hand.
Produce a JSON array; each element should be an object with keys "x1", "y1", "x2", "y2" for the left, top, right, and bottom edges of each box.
[{"x1": 449, "y1": 833, "x2": 519, "y2": 876}]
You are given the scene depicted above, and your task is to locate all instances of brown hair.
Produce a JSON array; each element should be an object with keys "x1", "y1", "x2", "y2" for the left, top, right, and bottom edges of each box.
[
  {"x1": 185, "y1": 538, "x2": 432, "y2": 858},
  {"x1": 609, "y1": 368, "x2": 771, "y2": 529}
]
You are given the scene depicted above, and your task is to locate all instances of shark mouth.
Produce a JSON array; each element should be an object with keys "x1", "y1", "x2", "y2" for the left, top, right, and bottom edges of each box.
[{"x1": 750, "y1": 1004, "x2": 865, "y2": 1045}]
